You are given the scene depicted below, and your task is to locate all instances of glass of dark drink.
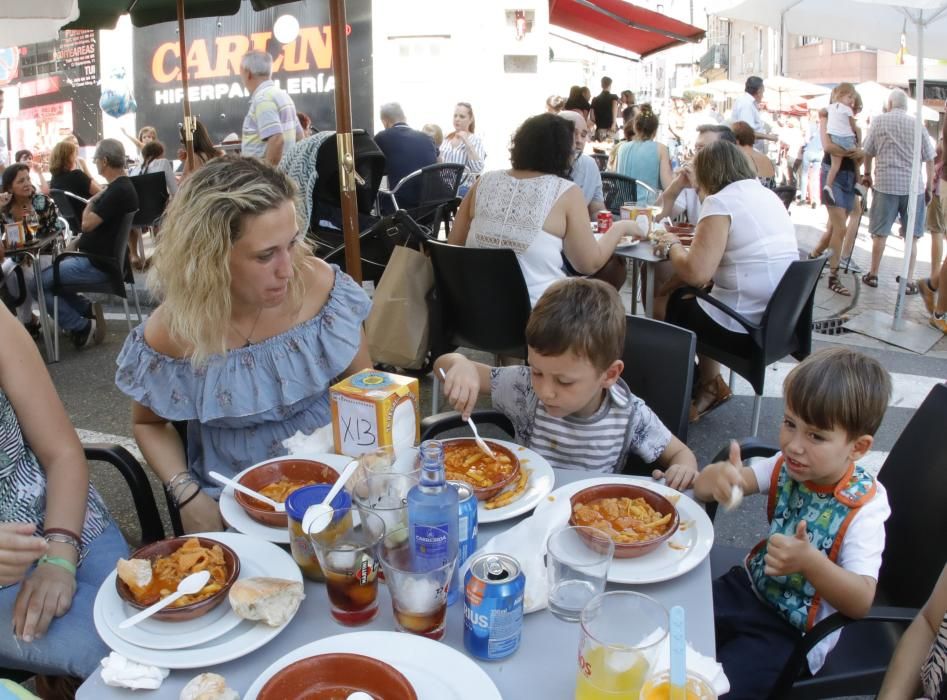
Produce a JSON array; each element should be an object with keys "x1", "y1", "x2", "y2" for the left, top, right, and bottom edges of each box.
[
  {"x1": 377, "y1": 525, "x2": 456, "y2": 641},
  {"x1": 310, "y1": 509, "x2": 385, "y2": 626}
]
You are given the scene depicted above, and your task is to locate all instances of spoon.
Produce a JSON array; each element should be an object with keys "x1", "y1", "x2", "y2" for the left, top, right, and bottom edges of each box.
[
  {"x1": 209, "y1": 471, "x2": 285, "y2": 512},
  {"x1": 302, "y1": 459, "x2": 360, "y2": 535},
  {"x1": 669, "y1": 605, "x2": 687, "y2": 700},
  {"x1": 119, "y1": 570, "x2": 211, "y2": 629},
  {"x1": 438, "y1": 368, "x2": 496, "y2": 458}
]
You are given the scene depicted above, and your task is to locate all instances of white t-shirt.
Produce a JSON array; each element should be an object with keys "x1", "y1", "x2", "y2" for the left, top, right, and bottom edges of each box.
[
  {"x1": 826, "y1": 102, "x2": 856, "y2": 139},
  {"x1": 749, "y1": 454, "x2": 890, "y2": 674},
  {"x1": 696, "y1": 179, "x2": 799, "y2": 332},
  {"x1": 671, "y1": 187, "x2": 700, "y2": 224},
  {"x1": 730, "y1": 93, "x2": 767, "y2": 153}
]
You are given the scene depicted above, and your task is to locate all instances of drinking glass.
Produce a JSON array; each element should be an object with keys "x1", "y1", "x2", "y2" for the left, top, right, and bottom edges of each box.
[
  {"x1": 352, "y1": 472, "x2": 418, "y2": 540},
  {"x1": 355, "y1": 445, "x2": 421, "y2": 484},
  {"x1": 25, "y1": 213, "x2": 39, "y2": 242},
  {"x1": 575, "y1": 591, "x2": 668, "y2": 700},
  {"x1": 546, "y1": 526, "x2": 614, "y2": 622},
  {"x1": 377, "y1": 525, "x2": 456, "y2": 640},
  {"x1": 310, "y1": 508, "x2": 385, "y2": 626},
  {"x1": 640, "y1": 670, "x2": 717, "y2": 700}
]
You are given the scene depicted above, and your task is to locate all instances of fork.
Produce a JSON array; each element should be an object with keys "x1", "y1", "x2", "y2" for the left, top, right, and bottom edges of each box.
[{"x1": 438, "y1": 368, "x2": 496, "y2": 458}]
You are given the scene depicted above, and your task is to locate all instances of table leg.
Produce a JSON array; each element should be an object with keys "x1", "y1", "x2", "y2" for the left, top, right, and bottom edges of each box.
[
  {"x1": 630, "y1": 261, "x2": 640, "y2": 315},
  {"x1": 644, "y1": 261, "x2": 655, "y2": 319},
  {"x1": 29, "y1": 251, "x2": 55, "y2": 361}
]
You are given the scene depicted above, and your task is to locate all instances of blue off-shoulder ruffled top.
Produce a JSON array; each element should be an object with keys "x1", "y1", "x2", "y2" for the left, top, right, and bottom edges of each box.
[{"x1": 115, "y1": 267, "x2": 371, "y2": 496}]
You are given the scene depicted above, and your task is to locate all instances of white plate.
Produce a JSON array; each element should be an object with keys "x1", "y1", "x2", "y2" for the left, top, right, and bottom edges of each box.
[
  {"x1": 93, "y1": 532, "x2": 302, "y2": 667},
  {"x1": 243, "y1": 631, "x2": 501, "y2": 700},
  {"x1": 219, "y1": 453, "x2": 351, "y2": 543},
  {"x1": 534, "y1": 476, "x2": 714, "y2": 584},
  {"x1": 616, "y1": 236, "x2": 639, "y2": 248},
  {"x1": 442, "y1": 439, "x2": 555, "y2": 524}
]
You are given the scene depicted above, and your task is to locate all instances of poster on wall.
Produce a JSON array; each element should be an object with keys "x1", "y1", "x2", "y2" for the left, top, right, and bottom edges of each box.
[{"x1": 131, "y1": 0, "x2": 373, "y2": 148}]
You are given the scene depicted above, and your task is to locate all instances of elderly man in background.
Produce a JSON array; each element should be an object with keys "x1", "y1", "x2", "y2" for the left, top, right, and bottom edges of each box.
[
  {"x1": 860, "y1": 88, "x2": 936, "y2": 292},
  {"x1": 374, "y1": 102, "x2": 438, "y2": 212},
  {"x1": 36, "y1": 139, "x2": 138, "y2": 348},
  {"x1": 240, "y1": 50, "x2": 304, "y2": 166},
  {"x1": 559, "y1": 109, "x2": 605, "y2": 220},
  {"x1": 730, "y1": 76, "x2": 778, "y2": 154}
]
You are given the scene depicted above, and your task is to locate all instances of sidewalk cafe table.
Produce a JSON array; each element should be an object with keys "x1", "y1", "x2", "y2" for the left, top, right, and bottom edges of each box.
[
  {"x1": 77, "y1": 468, "x2": 716, "y2": 699},
  {"x1": 3, "y1": 233, "x2": 62, "y2": 360},
  {"x1": 615, "y1": 243, "x2": 664, "y2": 318}
]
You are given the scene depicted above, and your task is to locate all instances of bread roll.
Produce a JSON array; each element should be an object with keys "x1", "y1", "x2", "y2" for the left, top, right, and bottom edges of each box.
[
  {"x1": 116, "y1": 558, "x2": 152, "y2": 589},
  {"x1": 228, "y1": 577, "x2": 304, "y2": 627},
  {"x1": 179, "y1": 673, "x2": 238, "y2": 700}
]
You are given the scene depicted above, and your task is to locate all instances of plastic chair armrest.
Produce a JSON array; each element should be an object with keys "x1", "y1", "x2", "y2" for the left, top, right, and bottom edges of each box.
[
  {"x1": 420, "y1": 410, "x2": 515, "y2": 442},
  {"x1": 670, "y1": 286, "x2": 763, "y2": 340},
  {"x1": 710, "y1": 438, "x2": 779, "y2": 464}
]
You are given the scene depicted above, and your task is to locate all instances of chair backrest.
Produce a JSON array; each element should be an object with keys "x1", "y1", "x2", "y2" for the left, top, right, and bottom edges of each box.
[
  {"x1": 773, "y1": 185, "x2": 796, "y2": 210},
  {"x1": 876, "y1": 382, "x2": 947, "y2": 608},
  {"x1": 426, "y1": 240, "x2": 531, "y2": 357},
  {"x1": 49, "y1": 188, "x2": 80, "y2": 232},
  {"x1": 313, "y1": 130, "x2": 386, "y2": 217},
  {"x1": 129, "y1": 172, "x2": 170, "y2": 228},
  {"x1": 759, "y1": 255, "x2": 827, "y2": 365},
  {"x1": 417, "y1": 163, "x2": 465, "y2": 205},
  {"x1": 591, "y1": 153, "x2": 609, "y2": 172},
  {"x1": 601, "y1": 172, "x2": 638, "y2": 215},
  {"x1": 621, "y1": 316, "x2": 696, "y2": 475}
]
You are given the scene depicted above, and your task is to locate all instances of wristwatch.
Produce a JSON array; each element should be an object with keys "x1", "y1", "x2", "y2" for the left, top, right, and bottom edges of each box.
[{"x1": 662, "y1": 240, "x2": 681, "y2": 258}]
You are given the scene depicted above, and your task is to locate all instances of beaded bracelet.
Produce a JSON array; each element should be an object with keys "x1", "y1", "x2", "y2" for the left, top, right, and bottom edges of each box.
[{"x1": 38, "y1": 555, "x2": 76, "y2": 576}]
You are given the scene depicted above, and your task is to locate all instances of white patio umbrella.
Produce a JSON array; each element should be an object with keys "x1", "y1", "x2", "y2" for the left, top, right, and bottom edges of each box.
[
  {"x1": 0, "y1": 1, "x2": 79, "y2": 47},
  {"x1": 708, "y1": 0, "x2": 947, "y2": 328},
  {"x1": 699, "y1": 79, "x2": 746, "y2": 97},
  {"x1": 807, "y1": 81, "x2": 940, "y2": 121},
  {"x1": 763, "y1": 75, "x2": 830, "y2": 111}
]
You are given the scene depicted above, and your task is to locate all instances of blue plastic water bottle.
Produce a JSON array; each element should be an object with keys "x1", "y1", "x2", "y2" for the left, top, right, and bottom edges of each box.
[{"x1": 407, "y1": 440, "x2": 460, "y2": 604}]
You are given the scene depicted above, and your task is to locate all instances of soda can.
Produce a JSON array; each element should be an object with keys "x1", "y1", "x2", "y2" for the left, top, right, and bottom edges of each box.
[
  {"x1": 463, "y1": 553, "x2": 525, "y2": 660},
  {"x1": 446, "y1": 481, "x2": 478, "y2": 606},
  {"x1": 596, "y1": 210, "x2": 613, "y2": 233}
]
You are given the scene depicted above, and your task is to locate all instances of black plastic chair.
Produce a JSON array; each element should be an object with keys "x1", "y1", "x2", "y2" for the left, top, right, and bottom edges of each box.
[
  {"x1": 51, "y1": 210, "x2": 141, "y2": 361},
  {"x1": 591, "y1": 153, "x2": 609, "y2": 172},
  {"x1": 129, "y1": 172, "x2": 170, "y2": 230},
  {"x1": 49, "y1": 188, "x2": 86, "y2": 237},
  {"x1": 378, "y1": 163, "x2": 465, "y2": 228},
  {"x1": 85, "y1": 443, "x2": 165, "y2": 545},
  {"x1": 426, "y1": 240, "x2": 532, "y2": 413},
  {"x1": 666, "y1": 255, "x2": 827, "y2": 436},
  {"x1": 620, "y1": 316, "x2": 696, "y2": 476},
  {"x1": 774, "y1": 185, "x2": 797, "y2": 210},
  {"x1": 601, "y1": 172, "x2": 639, "y2": 215},
  {"x1": 706, "y1": 382, "x2": 947, "y2": 699},
  {"x1": 1, "y1": 265, "x2": 26, "y2": 312}
]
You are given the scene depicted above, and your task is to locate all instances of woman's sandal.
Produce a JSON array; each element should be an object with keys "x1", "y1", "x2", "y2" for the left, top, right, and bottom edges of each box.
[
  {"x1": 688, "y1": 374, "x2": 733, "y2": 423},
  {"x1": 862, "y1": 273, "x2": 879, "y2": 288},
  {"x1": 827, "y1": 272, "x2": 851, "y2": 296},
  {"x1": 895, "y1": 275, "x2": 919, "y2": 295}
]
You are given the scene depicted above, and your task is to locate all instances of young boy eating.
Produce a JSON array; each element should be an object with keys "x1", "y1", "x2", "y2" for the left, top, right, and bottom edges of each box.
[
  {"x1": 695, "y1": 347, "x2": 892, "y2": 698},
  {"x1": 434, "y1": 278, "x2": 698, "y2": 489}
]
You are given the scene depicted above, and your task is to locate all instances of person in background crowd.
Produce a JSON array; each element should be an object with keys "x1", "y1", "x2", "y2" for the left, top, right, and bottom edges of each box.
[
  {"x1": 822, "y1": 83, "x2": 860, "y2": 206},
  {"x1": 62, "y1": 134, "x2": 95, "y2": 180},
  {"x1": 799, "y1": 110, "x2": 825, "y2": 206},
  {"x1": 120, "y1": 125, "x2": 157, "y2": 157},
  {"x1": 614, "y1": 104, "x2": 673, "y2": 201},
  {"x1": 422, "y1": 123, "x2": 444, "y2": 151},
  {"x1": 37, "y1": 139, "x2": 138, "y2": 348},
  {"x1": 374, "y1": 102, "x2": 438, "y2": 211},
  {"x1": 860, "y1": 88, "x2": 935, "y2": 293},
  {"x1": 0, "y1": 304, "x2": 128, "y2": 696},
  {"x1": 558, "y1": 110, "x2": 605, "y2": 220},
  {"x1": 439, "y1": 102, "x2": 486, "y2": 196},
  {"x1": 591, "y1": 76, "x2": 620, "y2": 142},
  {"x1": 607, "y1": 120, "x2": 635, "y2": 172},
  {"x1": 49, "y1": 139, "x2": 101, "y2": 205},
  {"x1": 545, "y1": 95, "x2": 565, "y2": 114},
  {"x1": 15, "y1": 151, "x2": 49, "y2": 195},
  {"x1": 564, "y1": 85, "x2": 592, "y2": 123},
  {"x1": 730, "y1": 76, "x2": 779, "y2": 154},
  {"x1": 296, "y1": 112, "x2": 313, "y2": 137},
  {"x1": 620, "y1": 89, "x2": 635, "y2": 111},
  {"x1": 239, "y1": 50, "x2": 304, "y2": 166},
  {"x1": 732, "y1": 121, "x2": 777, "y2": 190},
  {"x1": 179, "y1": 120, "x2": 223, "y2": 180},
  {"x1": 115, "y1": 157, "x2": 371, "y2": 533}
]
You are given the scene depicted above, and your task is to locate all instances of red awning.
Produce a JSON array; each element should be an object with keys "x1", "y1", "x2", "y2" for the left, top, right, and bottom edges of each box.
[{"x1": 549, "y1": 0, "x2": 705, "y2": 58}]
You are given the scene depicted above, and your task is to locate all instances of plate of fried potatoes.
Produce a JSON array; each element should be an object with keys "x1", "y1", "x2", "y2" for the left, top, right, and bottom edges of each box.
[{"x1": 441, "y1": 439, "x2": 555, "y2": 524}]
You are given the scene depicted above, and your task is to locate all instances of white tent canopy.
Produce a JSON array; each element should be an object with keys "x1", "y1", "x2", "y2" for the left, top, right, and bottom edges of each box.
[{"x1": 0, "y1": 1, "x2": 78, "y2": 48}]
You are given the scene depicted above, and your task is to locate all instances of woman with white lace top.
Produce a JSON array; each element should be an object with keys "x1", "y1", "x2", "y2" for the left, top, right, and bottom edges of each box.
[
  {"x1": 439, "y1": 102, "x2": 487, "y2": 196},
  {"x1": 448, "y1": 113, "x2": 638, "y2": 306}
]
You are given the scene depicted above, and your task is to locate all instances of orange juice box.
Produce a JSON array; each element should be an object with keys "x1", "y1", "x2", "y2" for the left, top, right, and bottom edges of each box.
[
  {"x1": 619, "y1": 204, "x2": 653, "y2": 234},
  {"x1": 330, "y1": 370, "x2": 420, "y2": 457}
]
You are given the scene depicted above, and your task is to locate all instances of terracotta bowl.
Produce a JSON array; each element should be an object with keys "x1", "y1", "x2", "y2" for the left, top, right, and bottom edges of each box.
[
  {"x1": 442, "y1": 438, "x2": 521, "y2": 501},
  {"x1": 235, "y1": 459, "x2": 340, "y2": 527},
  {"x1": 115, "y1": 536, "x2": 240, "y2": 621},
  {"x1": 666, "y1": 224, "x2": 695, "y2": 246},
  {"x1": 258, "y1": 653, "x2": 417, "y2": 700},
  {"x1": 568, "y1": 483, "x2": 680, "y2": 559}
]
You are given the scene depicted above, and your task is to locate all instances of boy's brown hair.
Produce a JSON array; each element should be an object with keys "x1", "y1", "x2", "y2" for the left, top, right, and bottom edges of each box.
[
  {"x1": 783, "y1": 348, "x2": 891, "y2": 440},
  {"x1": 525, "y1": 278, "x2": 625, "y2": 373}
]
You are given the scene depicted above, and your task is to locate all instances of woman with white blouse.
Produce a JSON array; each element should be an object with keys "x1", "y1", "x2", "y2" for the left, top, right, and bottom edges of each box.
[
  {"x1": 439, "y1": 102, "x2": 486, "y2": 196},
  {"x1": 651, "y1": 139, "x2": 799, "y2": 420}
]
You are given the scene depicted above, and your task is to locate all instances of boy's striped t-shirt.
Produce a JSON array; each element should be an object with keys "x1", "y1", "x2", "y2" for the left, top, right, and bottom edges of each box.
[{"x1": 490, "y1": 366, "x2": 671, "y2": 473}]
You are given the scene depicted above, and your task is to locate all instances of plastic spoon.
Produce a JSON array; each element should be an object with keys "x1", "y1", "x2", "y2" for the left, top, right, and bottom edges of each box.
[
  {"x1": 119, "y1": 570, "x2": 211, "y2": 629},
  {"x1": 438, "y1": 368, "x2": 496, "y2": 458},
  {"x1": 209, "y1": 471, "x2": 285, "y2": 512},
  {"x1": 302, "y1": 459, "x2": 360, "y2": 535},
  {"x1": 669, "y1": 605, "x2": 687, "y2": 700}
]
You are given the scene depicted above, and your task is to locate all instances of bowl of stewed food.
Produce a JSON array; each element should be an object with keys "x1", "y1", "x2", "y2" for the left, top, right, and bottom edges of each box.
[
  {"x1": 441, "y1": 438, "x2": 521, "y2": 501},
  {"x1": 235, "y1": 458, "x2": 340, "y2": 527}
]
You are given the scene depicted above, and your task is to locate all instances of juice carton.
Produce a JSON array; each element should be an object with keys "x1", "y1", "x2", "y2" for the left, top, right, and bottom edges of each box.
[
  {"x1": 620, "y1": 204, "x2": 653, "y2": 235},
  {"x1": 330, "y1": 370, "x2": 420, "y2": 457}
]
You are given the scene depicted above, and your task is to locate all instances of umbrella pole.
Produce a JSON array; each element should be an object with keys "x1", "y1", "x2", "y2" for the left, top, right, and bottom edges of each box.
[
  {"x1": 894, "y1": 12, "x2": 924, "y2": 330},
  {"x1": 329, "y1": 0, "x2": 363, "y2": 284},
  {"x1": 177, "y1": 0, "x2": 196, "y2": 172}
]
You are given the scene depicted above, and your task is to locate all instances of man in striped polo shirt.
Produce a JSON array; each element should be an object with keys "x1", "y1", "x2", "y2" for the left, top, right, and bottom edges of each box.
[
  {"x1": 240, "y1": 50, "x2": 304, "y2": 166},
  {"x1": 434, "y1": 278, "x2": 699, "y2": 490}
]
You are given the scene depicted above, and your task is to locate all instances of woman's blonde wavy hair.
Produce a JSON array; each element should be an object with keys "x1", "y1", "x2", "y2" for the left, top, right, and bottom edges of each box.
[{"x1": 148, "y1": 156, "x2": 313, "y2": 364}]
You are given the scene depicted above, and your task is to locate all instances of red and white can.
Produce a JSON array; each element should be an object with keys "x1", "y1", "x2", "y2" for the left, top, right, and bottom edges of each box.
[{"x1": 596, "y1": 210, "x2": 613, "y2": 233}]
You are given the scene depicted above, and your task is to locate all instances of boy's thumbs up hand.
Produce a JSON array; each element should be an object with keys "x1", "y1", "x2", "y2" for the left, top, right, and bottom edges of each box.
[
  {"x1": 704, "y1": 440, "x2": 743, "y2": 507},
  {"x1": 765, "y1": 520, "x2": 815, "y2": 577}
]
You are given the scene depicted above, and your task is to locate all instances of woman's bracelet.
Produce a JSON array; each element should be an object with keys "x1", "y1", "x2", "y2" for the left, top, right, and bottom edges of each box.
[
  {"x1": 44, "y1": 527, "x2": 81, "y2": 542},
  {"x1": 166, "y1": 473, "x2": 201, "y2": 508},
  {"x1": 43, "y1": 533, "x2": 85, "y2": 565},
  {"x1": 37, "y1": 555, "x2": 76, "y2": 576},
  {"x1": 177, "y1": 487, "x2": 201, "y2": 510}
]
